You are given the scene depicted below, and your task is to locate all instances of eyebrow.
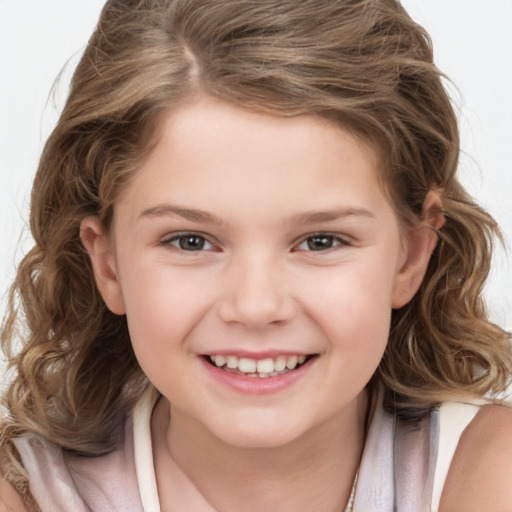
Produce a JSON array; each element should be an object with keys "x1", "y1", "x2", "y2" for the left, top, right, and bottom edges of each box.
[
  {"x1": 139, "y1": 203, "x2": 375, "y2": 225},
  {"x1": 139, "y1": 204, "x2": 224, "y2": 225},
  {"x1": 290, "y1": 207, "x2": 376, "y2": 224}
]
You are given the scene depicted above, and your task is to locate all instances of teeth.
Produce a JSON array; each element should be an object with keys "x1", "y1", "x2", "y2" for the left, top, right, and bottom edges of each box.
[
  {"x1": 214, "y1": 355, "x2": 226, "y2": 367},
  {"x1": 226, "y1": 355, "x2": 238, "y2": 369},
  {"x1": 238, "y1": 358, "x2": 257, "y2": 373},
  {"x1": 256, "y1": 358, "x2": 274, "y2": 373},
  {"x1": 208, "y1": 353, "x2": 309, "y2": 377},
  {"x1": 274, "y1": 355, "x2": 287, "y2": 372},
  {"x1": 286, "y1": 355, "x2": 298, "y2": 370}
]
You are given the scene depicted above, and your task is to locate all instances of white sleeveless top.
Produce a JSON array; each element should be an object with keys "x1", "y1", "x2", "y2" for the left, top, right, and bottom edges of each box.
[{"x1": 13, "y1": 388, "x2": 482, "y2": 512}]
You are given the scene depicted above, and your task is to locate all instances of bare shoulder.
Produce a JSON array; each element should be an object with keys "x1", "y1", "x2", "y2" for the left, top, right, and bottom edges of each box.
[
  {"x1": 439, "y1": 404, "x2": 512, "y2": 512},
  {"x1": 0, "y1": 475, "x2": 27, "y2": 512}
]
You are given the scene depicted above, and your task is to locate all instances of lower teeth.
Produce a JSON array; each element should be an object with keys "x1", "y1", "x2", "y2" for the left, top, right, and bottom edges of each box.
[{"x1": 222, "y1": 367, "x2": 292, "y2": 378}]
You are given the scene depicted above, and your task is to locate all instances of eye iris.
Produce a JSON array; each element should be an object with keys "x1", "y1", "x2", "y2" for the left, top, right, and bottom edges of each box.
[
  {"x1": 307, "y1": 235, "x2": 333, "y2": 251},
  {"x1": 179, "y1": 235, "x2": 205, "y2": 251}
]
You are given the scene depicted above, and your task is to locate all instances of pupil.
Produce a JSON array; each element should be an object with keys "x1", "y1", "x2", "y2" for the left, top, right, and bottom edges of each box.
[
  {"x1": 180, "y1": 236, "x2": 205, "y2": 251},
  {"x1": 307, "y1": 236, "x2": 333, "y2": 251}
]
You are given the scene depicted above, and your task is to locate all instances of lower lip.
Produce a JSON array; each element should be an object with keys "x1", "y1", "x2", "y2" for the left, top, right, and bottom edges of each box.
[{"x1": 200, "y1": 357, "x2": 315, "y2": 395}]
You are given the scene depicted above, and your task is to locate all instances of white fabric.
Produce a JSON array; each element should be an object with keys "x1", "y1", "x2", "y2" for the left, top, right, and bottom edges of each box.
[
  {"x1": 352, "y1": 397, "x2": 481, "y2": 511},
  {"x1": 353, "y1": 403, "x2": 439, "y2": 512},
  {"x1": 13, "y1": 412, "x2": 143, "y2": 511},
  {"x1": 430, "y1": 401, "x2": 482, "y2": 511},
  {"x1": 353, "y1": 401, "x2": 395, "y2": 511},
  {"x1": 133, "y1": 387, "x2": 161, "y2": 511},
  {"x1": 12, "y1": 388, "x2": 483, "y2": 511},
  {"x1": 134, "y1": 391, "x2": 218, "y2": 511}
]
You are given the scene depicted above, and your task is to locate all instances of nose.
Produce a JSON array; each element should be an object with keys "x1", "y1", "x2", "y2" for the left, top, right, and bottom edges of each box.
[{"x1": 217, "y1": 251, "x2": 296, "y2": 328}]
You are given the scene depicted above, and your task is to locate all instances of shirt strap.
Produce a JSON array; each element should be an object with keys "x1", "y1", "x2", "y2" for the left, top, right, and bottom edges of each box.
[{"x1": 431, "y1": 401, "x2": 481, "y2": 511}]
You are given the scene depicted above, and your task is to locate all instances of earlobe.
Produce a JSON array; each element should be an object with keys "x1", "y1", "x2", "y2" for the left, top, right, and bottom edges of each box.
[
  {"x1": 80, "y1": 217, "x2": 126, "y2": 315},
  {"x1": 392, "y1": 190, "x2": 445, "y2": 309}
]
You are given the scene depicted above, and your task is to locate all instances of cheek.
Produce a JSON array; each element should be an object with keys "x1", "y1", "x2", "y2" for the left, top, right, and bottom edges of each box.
[
  {"x1": 117, "y1": 257, "x2": 216, "y2": 361},
  {"x1": 301, "y1": 257, "x2": 396, "y2": 365},
  {"x1": 306, "y1": 259, "x2": 396, "y2": 326}
]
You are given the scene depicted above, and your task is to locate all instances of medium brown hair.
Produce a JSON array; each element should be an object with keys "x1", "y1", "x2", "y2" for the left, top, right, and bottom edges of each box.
[{"x1": 2, "y1": 0, "x2": 511, "y2": 494}]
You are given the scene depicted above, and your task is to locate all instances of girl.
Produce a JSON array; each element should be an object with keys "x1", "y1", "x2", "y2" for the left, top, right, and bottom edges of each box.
[{"x1": 1, "y1": 0, "x2": 511, "y2": 510}]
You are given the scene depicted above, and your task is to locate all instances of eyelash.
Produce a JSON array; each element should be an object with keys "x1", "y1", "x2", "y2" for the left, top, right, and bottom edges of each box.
[
  {"x1": 161, "y1": 232, "x2": 351, "y2": 253},
  {"x1": 294, "y1": 233, "x2": 352, "y2": 252},
  {"x1": 161, "y1": 232, "x2": 215, "y2": 252}
]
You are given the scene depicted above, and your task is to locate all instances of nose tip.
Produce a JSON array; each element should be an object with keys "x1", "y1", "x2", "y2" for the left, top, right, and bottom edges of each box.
[
  {"x1": 219, "y1": 294, "x2": 290, "y2": 328},
  {"x1": 217, "y1": 261, "x2": 295, "y2": 328}
]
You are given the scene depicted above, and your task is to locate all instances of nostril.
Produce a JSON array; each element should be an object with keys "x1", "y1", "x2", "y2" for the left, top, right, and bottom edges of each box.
[{"x1": 216, "y1": 271, "x2": 296, "y2": 328}]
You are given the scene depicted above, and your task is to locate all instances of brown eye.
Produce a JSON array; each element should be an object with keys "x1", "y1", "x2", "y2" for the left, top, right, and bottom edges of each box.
[
  {"x1": 165, "y1": 233, "x2": 212, "y2": 251},
  {"x1": 295, "y1": 233, "x2": 350, "y2": 252},
  {"x1": 306, "y1": 235, "x2": 335, "y2": 251},
  {"x1": 179, "y1": 235, "x2": 205, "y2": 251}
]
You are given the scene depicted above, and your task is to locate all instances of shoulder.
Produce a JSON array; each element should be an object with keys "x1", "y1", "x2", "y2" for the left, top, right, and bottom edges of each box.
[
  {"x1": 439, "y1": 404, "x2": 512, "y2": 512},
  {"x1": 0, "y1": 476, "x2": 27, "y2": 512}
]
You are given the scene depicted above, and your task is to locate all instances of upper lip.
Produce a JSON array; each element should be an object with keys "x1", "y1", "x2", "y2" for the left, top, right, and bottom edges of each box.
[{"x1": 201, "y1": 350, "x2": 315, "y2": 360}]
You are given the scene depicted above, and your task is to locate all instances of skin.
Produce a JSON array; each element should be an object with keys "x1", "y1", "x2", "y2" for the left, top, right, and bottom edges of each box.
[
  {"x1": 0, "y1": 479, "x2": 26, "y2": 512},
  {"x1": 3, "y1": 409, "x2": 512, "y2": 511},
  {"x1": 2, "y1": 100, "x2": 511, "y2": 510},
  {"x1": 439, "y1": 405, "x2": 512, "y2": 511},
  {"x1": 78, "y1": 95, "x2": 473, "y2": 511},
  {"x1": 3, "y1": 95, "x2": 510, "y2": 510}
]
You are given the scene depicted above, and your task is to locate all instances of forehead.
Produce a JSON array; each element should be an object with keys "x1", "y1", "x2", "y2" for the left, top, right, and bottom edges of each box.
[{"x1": 115, "y1": 96, "x2": 392, "y2": 225}]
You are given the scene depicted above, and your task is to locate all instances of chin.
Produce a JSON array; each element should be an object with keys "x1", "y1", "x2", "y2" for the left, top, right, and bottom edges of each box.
[{"x1": 210, "y1": 417, "x2": 308, "y2": 450}]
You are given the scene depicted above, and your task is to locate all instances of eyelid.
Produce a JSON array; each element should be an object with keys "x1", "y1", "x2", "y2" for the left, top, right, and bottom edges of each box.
[
  {"x1": 293, "y1": 232, "x2": 353, "y2": 252},
  {"x1": 160, "y1": 231, "x2": 217, "y2": 251}
]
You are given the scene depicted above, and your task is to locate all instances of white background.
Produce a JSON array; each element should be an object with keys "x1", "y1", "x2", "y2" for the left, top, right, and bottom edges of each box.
[{"x1": 1, "y1": 0, "x2": 511, "y2": 336}]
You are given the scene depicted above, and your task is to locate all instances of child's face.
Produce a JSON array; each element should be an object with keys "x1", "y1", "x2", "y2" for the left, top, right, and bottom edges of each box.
[{"x1": 85, "y1": 96, "x2": 432, "y2": 448}]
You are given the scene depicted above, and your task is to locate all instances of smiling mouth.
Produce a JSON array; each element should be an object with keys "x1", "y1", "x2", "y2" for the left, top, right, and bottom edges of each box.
[{"x1": 204, "y1": 354, "x2": 315, "y2": 378}]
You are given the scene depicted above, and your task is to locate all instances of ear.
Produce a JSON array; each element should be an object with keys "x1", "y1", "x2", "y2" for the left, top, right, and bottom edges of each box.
[
  {"x1": 80, "y1": 217, "x2": 126, "y2": 315},
  {"x1": 392, "y1": 190, "x2": 445, "y2": 309}
]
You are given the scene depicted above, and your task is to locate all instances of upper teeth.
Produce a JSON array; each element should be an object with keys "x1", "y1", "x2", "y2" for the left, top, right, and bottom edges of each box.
[{"x1": 210, "y1": 354, "x2": 307, "y2": 375}]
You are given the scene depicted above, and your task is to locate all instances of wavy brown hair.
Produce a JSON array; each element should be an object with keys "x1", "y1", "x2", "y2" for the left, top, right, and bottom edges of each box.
[{"x1": 2, "y1": 0, "x2": 511, "y2": 497}]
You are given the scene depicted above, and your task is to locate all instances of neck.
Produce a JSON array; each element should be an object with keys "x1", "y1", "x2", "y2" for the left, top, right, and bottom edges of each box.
[{"x1": 152, "y1": 393, "x2": 368, "y2": 512}]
